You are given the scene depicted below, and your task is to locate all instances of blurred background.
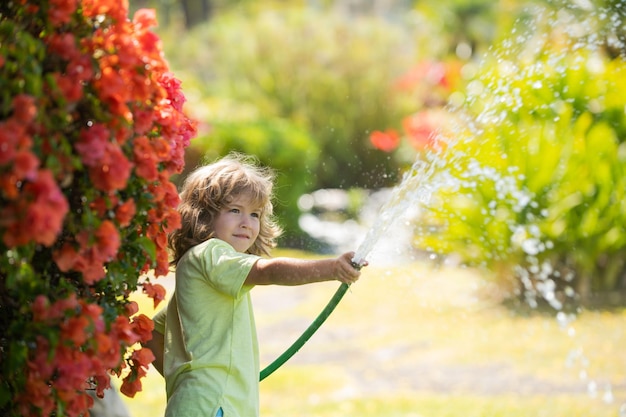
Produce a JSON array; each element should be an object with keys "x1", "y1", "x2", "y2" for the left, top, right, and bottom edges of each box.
[{"x1": 115, "y1": 0, "x2": 626, "y2": 415}]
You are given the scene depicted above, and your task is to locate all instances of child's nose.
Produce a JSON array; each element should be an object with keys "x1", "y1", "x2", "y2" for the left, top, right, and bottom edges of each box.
[{"x1": 241, "y1": 216, "x2": 252, "y2": 228}]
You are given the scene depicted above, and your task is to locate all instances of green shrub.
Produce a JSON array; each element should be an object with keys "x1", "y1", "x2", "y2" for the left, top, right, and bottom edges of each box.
[
  {"x1": 162, "y1": 7, "x2": 435, "y2": 190},
  {"x1": 413, "y1": 8, "x2": 626, "y2": 306}
]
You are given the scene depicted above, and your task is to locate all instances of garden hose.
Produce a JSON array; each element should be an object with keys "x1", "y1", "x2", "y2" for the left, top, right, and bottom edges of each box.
[{"x1": 259, "y1": 281, "x2": 350, "y2": 381}]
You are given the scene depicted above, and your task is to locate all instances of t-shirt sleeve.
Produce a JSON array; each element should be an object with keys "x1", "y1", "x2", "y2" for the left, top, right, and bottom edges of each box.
[
  {"x1": 152, "y1": 305, "x2": 167, "y2": 334},
  {"x1": 201, "y1": 239, "x2": 261, "y2": 299}
]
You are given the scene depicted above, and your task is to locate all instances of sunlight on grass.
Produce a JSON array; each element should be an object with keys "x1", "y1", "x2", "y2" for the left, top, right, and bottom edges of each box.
[{"x1": 116, "y1": 257, "x2": 626, "y2": 417}]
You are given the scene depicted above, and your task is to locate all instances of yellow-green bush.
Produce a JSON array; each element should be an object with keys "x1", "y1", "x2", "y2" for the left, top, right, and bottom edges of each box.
[{"x1": 414, "y1": 8, "x2": 626, "y2": 306}]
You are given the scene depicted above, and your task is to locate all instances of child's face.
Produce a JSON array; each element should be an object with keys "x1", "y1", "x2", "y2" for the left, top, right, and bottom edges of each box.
[{"x1": 213, "y1": 193, "x2": 261, "y2": 253}]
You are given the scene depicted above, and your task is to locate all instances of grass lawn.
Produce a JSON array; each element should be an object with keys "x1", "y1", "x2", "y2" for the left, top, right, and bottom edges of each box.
[{"x1": 116, "y1": 252, "x2": 626, "y2": 417}]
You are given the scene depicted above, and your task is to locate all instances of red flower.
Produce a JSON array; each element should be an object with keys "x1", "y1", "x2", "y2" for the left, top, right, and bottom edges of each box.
[
  {"x1": 133, "y1": 135, "x2": 159, "y2": 181},
  {"x1": 95, "y1": 220, "x2": 121, "y2": 261},
  {"x1": 74, "y1": 250, "x2": 107, "y2": 284},
  {"x1": 89, "y1": 142, "x2": 132, "y2": 191},
  {"x1": 12, "y1": 94, "x2": 37, "y2": 124},
  {"x1": 53, "y1": 243, "x2": 80, "y2": 272},
  {"x1": 32, "y1": 296, "x2": 50, "y2": 322},
  {"x1": 142, "y1": 282, "x2": 166, "y2": 308},
  {"x1": 2, "y1": 170, "x2": 69, "y2": 247},
  {"x1": 82, "y1": 0, "x2": 129, "y2": 24},
  {"x1": 76, "y1": 123, "x2": 110, "y2": 167},
  {"x1": 113, "y1": 315, "x2": 138, "y2": 345},
  {"x1": 45, "y1": 33, "x2": 79, "y2": 61},
  {"x1": 52, "y1": 72, "x2": 84, "y2": 102},
  {"x1": 155, "y1": 245, "x2": 170, "y2": 277},
  {"x1": 94, "y1": 65, "x2": 131, "y2": 119},
  {"x1": 0, "y1": 119, "x2": 22, "y2": 164},
  {"x1": 13, "y1": 150, "x2": 39, "y2": 180},
  {"x1": 93, "y1": 332, "x2": 121, "y2": 369},
  {"x1": 402, "y1": 110, "x2": 445, "y2": 151},
  {"x1": 120, "y1": 366, "x2": 146, "y2": 398},
  {"x1": 370, "y1": 129, "x2": 400, "y2": 152},
  {"x1": 61, "y1": 315, "x2": 90, "y2": 346},
  {"x1": 132, "y1": 347, "x2": 156, "y2": 368},
  {"x1": 133, "y1": 109, "x2": 155, "y2": 135},
  {"x1": 131, "y1": 313, "x2": 154, "y2": 342},
  {"x1": 115, "y1": 199, "x2": 136, "y2": 227},
  {"x1": 2, "y1": 2, "x2": 197, "y2": 414},
  {"x1": 124, "y1": 301, "x2": 139, "y2": 316},
  {"x1": 48, "y1": 0, "x2": 78, "y2": 25}
]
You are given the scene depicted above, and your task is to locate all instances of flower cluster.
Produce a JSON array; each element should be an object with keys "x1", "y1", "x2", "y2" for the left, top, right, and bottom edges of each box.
[
  {"x1": 18, "y1": 295, "x2": 154, "y2": 416},
  {"x1": 369, "y1": 60, "x2": 460, "y2": 156},
  {"x1": 0, "y1": 1, "x2": 196, "y2": 416}
]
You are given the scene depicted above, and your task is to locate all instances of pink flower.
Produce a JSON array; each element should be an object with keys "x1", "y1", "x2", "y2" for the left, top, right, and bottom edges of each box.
[
  {"x1": 159, "y1": 72, "x2": 186, "y2": 112},
  {"x1": 395, "y1": 60, "x2": 450, "y2": 91},
  {"x1": 133, "y1": 8, "x2": 157, "y2": 30}
]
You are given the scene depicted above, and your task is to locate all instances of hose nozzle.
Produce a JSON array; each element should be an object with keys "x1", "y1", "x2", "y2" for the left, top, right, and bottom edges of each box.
[{"x1": 350, "y1": 260, "x2": 363, "y2": 270}]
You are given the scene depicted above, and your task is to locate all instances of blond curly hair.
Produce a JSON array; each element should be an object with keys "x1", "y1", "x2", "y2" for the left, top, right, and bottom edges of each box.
[{"x1": 168, "y1": 153, "x2": 282, "y2": 266}]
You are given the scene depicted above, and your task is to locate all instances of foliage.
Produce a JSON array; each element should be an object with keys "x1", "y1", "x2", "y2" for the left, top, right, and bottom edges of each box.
[
  {"x1": 161, "y1": 7, "x2": 434, "y2": 190},
  {"x1": 413, "y1": 4, "x2": 626, "y2": 305},
  {"x1": 411, "y1": 0, "x2": 501, "y2": 57},
  {"x1": 187, "y1": 118, "x2": 318, "y2": 243},
  {"x1": 0, "y1": 1, "x2": 195, "y2": 415}
]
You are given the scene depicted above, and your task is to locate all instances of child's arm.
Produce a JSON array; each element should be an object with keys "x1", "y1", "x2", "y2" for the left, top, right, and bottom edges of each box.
[{"x1": 245, "y1": 251, "x2": 364, "y2": 286}]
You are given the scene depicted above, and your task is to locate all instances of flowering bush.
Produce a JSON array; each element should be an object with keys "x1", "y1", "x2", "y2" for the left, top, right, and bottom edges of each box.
[
  {"x1": 0, "y1": 1, "x2": 196, "y2": 416},
  {"x1": 412, "y1": 6, "x2": 626, "y2": 306},
  {"x1": 368, "y1": 60, "x2": 462, "y2": 162}
]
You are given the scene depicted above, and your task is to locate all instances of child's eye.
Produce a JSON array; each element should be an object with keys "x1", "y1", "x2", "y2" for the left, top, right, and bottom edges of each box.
[
  {"x1": 230, "y1": 208, "x2": 240, "y2": 214},
  {"x1": 251, "y1": 212, "x2": 260, "y2": 218}
]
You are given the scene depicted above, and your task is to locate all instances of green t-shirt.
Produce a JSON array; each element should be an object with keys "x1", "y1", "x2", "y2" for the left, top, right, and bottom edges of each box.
[{"x1": 162, "y1": 238, "x2": 261, "y2": 417}]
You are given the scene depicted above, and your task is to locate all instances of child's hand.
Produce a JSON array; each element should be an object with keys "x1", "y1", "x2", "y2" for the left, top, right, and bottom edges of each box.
[{"x1": 335, "y1": 252, "x2": 367, "y2": 285}]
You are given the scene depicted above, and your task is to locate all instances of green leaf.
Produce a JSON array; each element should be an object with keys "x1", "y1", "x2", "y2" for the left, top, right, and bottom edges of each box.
[{"x1": 137, "y1": 236, "x2": 157, "y2": 261}]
